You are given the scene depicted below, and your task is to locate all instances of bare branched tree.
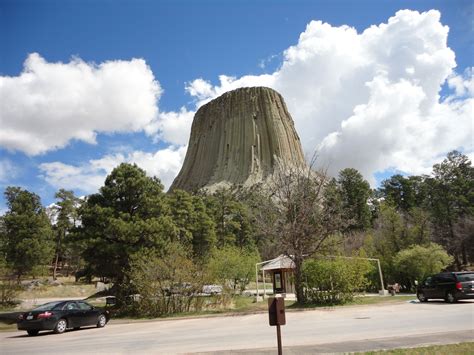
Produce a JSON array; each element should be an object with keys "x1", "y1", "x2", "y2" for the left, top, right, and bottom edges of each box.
[{"x1": 256, "y1": 157, "x2": 344, "y2": 303}]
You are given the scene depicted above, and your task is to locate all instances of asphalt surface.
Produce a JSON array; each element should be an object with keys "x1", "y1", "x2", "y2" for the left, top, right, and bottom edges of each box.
[
  {"x1": 202, "y1": 330, "x2": 474, "y2": 354},
  {"x1": 1, "y1": 300, "x2": 473, "y2": 354}
]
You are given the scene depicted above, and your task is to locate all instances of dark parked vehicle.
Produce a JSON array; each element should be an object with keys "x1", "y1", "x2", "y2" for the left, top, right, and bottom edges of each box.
[
  {"x1": 417, "y1": 272, "x2": 474, "y2": 303},
  {"x1": 17, "y1": 300, "x2": 110, "y2": 336}
]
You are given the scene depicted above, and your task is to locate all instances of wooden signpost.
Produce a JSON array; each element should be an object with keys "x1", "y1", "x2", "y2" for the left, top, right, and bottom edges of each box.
[{"x1": 268, "y1": 297, "x2": 285, "y2": 355}]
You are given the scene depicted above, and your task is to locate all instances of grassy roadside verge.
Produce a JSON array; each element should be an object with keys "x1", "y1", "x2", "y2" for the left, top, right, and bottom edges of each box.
[
  {"x1": 234, "y1": 294, "x2": 416, "y2": 313},
  {"x1": 109, "y1": 294, "x2": 416, "y2": 322},
  {"x1": 359, "y1": 342, "x2": 474, "y2": 354}
]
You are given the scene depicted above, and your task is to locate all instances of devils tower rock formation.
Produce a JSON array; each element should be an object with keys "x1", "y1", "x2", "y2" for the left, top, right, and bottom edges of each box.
[{"x1": 170, "y1": 87, "x2": 306, "y2": 192}]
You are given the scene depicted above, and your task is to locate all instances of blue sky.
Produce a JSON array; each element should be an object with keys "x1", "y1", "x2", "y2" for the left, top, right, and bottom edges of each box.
[{"x1": 1, "y1": 0, "x2": 473, "y2": 212}]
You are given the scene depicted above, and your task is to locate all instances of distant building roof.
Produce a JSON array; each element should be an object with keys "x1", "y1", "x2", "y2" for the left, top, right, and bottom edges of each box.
[{"x1": 261, "y1": 255, "x2": 295, "y2": 271}]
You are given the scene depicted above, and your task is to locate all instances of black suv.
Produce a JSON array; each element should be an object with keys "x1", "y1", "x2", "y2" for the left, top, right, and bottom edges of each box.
[{"x1": 417, "y1": 272, "x2": 474, "y2": 303}]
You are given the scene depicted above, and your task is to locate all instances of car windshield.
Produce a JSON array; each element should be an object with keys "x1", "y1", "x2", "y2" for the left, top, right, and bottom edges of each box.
[
  {"x1": 457, "y1": 273, "x2": 474, "y2": 282},
  {"x1": 33, "y1": 301, "x2": 65, "y2": 311}
]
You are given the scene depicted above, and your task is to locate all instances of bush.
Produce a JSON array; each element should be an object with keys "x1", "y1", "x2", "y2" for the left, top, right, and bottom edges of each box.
[
  {"x1": 393, "y1": 243, "x2": 453, "y2": 288},
  {"x1": 126, "y1": 244, "x2": 206, "y2": 317},
  {"x1": 207, "y1": 246, "x2": 260, "y2": 294},
  {"x1": 0, "y1": 260, "x2": 21, "y2": 306},
  {"x1": 302, "y1": 257, "x2": 373, "y2": 304},
  {"x1": 0, "y1": 279, "x2": 21, "y2": 306}
]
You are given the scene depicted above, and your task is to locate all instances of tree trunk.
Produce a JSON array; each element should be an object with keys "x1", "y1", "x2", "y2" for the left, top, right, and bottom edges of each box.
[
  {"x1": 294, "y1": 257, "x2": 305, "y2": 304},
  {"x1": 461, "y1": 241, "x2": 467, "y2": 266},
  {"x1": 53, "y1": 253, "x2": 59, "y2": 280},
  {"x1": 454, "y1": 254, "x2": 461, "y2": 271},
  {"x1": 53, "y1": 230, "x2": 63, "y2": 280}
]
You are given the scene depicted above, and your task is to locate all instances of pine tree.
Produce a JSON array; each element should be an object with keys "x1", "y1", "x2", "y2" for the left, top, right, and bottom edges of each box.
[{"x1": 2, "y1": 187, "x2": 54, "y2": 279}]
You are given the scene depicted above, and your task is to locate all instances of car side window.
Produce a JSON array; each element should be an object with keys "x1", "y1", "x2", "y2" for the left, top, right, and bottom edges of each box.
[
  {"x1": 433, "y1": 276, "x2": 444, "y2": 284},
  {"x1": 457, "y1": 273, "x2": 474, "y2": 282},
  {"x1": 66, "y1": 302, "x2": 79, "y2": 311},
  {"x1": 424, "y1": 277, "x2": 433, "y2": 286},
  {"x1": 53, "y1": 302, "x2": 67, "y2": 310},
  {"x1": 77, "y1": 301, "x2": 93, "y2": 310},
  {"x1": 437, "y1": 275, "x2": 453, "y2": 283}
]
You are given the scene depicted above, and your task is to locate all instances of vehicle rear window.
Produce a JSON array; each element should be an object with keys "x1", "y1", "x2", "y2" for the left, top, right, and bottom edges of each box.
[
  {"x1": 33, "y1": 301, "x2": 65, "y2": 311},
  {"x1": 456, "y1": 273, "x2": 474, "y2": 282}
]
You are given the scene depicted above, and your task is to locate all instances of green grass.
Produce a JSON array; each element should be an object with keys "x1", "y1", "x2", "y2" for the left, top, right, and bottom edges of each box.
[
  {"x1": 234, "y1": 293, "x2": 415, "y2": 313},
  {"x1": 349, "y1": 295, "x2": 415, "y2": 306},
  {"x1": 286, "y1": 295, "x2": 415, "y2": 310},
  {"x1": 360, "y1": 342, "x2": 474, "y2": 354}
]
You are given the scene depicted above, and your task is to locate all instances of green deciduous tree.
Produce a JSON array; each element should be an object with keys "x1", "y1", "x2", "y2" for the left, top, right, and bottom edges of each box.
[
  {"x1": 303, "y1": 256, "x2": 373, "y2": 304},
  {"x1": 127, "y1": 243, "x2": 204, "y2": 316},
  {"x1": 372, "y1": 203, "x2": 434, "y2": 286},
  {"x1": 406, "y1": 207, "x2": 431, "y2": 245},
  {"x1": 393, "y1": 243, "x2": 453, "y2": 287},
  {"x1": 374, "y1": 203, "x2": 415, "y2": 254},
  {"x1": 207, "y1": 245, "x2": 260, "y2": 293},
  {"x1": 258, "y1": 164, "x2": 344, "y2": 304},
  {"x1": 1, "y1": 187, "x2": 54, "y2": 279}
]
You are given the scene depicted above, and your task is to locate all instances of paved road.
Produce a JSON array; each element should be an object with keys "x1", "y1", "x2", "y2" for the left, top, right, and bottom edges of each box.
[{"x1": 1, "y1": 300, "x2": 473, "y2": 354}]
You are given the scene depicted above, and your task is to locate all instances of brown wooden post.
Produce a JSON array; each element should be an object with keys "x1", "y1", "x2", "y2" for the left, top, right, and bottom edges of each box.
[
  {"x1": 268, "y1": 297, "x2": 285, "y2": 354},
  {"x1": 276, "y1": 324, "x2": 282, "y2": 355}
]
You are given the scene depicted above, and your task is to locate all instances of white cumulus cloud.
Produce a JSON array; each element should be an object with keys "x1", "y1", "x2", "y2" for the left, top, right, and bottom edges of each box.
[
  {"x1": 145, "y1": 107, "x2": 195, "y2": 146},
  {"x1": 0, "y1": 53, "x2": 162, "y2": 155},
  {"x1": 182, "y1": 9, "x2": 473, "y2": 183},
  {"x1": 39, "y1": 146, "x2": 187, "y2": 194}
]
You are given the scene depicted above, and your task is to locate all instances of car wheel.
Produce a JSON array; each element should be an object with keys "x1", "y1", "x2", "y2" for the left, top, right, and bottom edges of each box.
[
  {"x1": 54, "y1": 318, "x2": 67, "y2": 334},
  {"x1": 445, "y1": 291, "x2": 457, "y2": 303},
  {"x1": 97, "y1": 314, "x2": 107, "y2": 328},
  {"x1": 27, "y1": 330, "x2": 39, "y2": 336},
  {"x1": 417, "y1": 292, "x2": 428, "y2": 302}
]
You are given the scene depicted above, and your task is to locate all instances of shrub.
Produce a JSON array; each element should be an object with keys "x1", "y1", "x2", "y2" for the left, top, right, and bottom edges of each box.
[
  {"x1": 0, "y1": 279, "x2": 21, "y2": 306},
  {"x1": 126, "y1": 244, "x2": 205, "y2": 317},
  {"x1": 207, "y1": 246, "x2": 260, "y2": 294},
  {"x1": 0, "y1": 256, "x2": 22, "y2": 306},
  {"x1": 302, "y1": 257, "x2": 373, "y2": 304},
  {"x1": 393, "y1": 243, "x2": 453, "y2": 288},
  {"x1": 0, "y1": 261, "x2": 21, "y2": 306}
]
